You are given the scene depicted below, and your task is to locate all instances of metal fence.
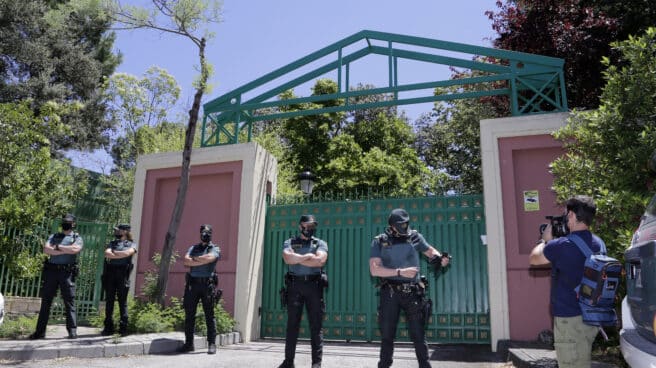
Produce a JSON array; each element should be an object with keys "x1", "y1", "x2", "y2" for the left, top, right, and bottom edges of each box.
[
  {"x1": 0, "y1": 219, "x2": 112, "y2": 322},
  {"x1": 261, "y1": 195, "x2": 490, "y2": 343}
]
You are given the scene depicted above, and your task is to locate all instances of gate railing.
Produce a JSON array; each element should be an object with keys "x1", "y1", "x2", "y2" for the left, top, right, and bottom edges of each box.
[
  {"x1": 0, "y1": 220, "x2": 112, "y2": 322},
  {"x1": 261, "y1": 195, "x2": 489, "y2": 343}
]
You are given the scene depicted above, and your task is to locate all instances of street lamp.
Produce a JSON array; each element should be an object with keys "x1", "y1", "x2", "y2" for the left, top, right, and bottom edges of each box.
[{"x1": 298, "y1": 168, "x2": 316, "y2": 196}]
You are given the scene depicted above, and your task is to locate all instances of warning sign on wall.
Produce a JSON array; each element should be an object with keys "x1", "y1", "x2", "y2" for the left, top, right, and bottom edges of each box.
[{"x1": 523, "y1": 190, "x2": 540, "y2": 211}]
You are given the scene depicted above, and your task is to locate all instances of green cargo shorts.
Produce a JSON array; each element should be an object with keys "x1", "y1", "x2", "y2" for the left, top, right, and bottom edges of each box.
[{"x1": 553, "y1": 315, "x2": 599, "y2": 368}]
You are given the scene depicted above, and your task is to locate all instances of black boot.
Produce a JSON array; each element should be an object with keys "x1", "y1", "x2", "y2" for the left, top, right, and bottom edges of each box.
[
  {"x1": 176, "y1": 343, "x2": 195, "y2": 353},
  {"x1": 28, "y1": 332, "x2": 45, "y2": 340},
  {"x1": 276, "y1": 360, "x2": 294, "y2": 368},
  {"x1": 207, "y1": 343, "x2": 216, "y2": 354}
]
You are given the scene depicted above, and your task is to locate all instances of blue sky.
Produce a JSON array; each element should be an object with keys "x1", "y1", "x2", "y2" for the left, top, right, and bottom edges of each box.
[{"x1": 69, "y1": 0, "x2": 498, "y2": 172}]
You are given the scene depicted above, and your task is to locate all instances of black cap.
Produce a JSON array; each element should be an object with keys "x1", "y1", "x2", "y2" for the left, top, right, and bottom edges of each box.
[
  {"x1": 114, "y1": 224, "x2": 131, "y2": 231},
  {"x1": 62, "y1": 213, "x2": 76, "y2": 222},
  {"x1": 388, "y1": 208, "x2": 409, "y2": 225},
  {"x1": 200, "y1": 224, "x2": 212, "y2": 233},
  {"x1": 299, "y1": 214, "x2": 317, "y2": 225}
]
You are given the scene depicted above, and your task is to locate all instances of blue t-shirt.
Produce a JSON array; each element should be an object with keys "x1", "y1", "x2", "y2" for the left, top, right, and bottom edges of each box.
[
  {"x1": 47, "y1": 232, "x2": 83, "y2": 265},
  {"x1": 106, "y1": 239, "x2": 138, "y2": 265},
  {"x1": 543, "y1": 230, "x2": 604, "y2": 317},
  {"x1": 370, "y1": 231, "x2": 430, "y2": 282},
  {"x1": 283, "y1": 236, "x2": 328, "y2": 276},
  {"x1": 187, "y1": 243, "x2": 220, "y2": 278}
]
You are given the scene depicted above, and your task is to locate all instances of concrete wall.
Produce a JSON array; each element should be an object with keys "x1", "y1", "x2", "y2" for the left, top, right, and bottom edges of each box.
[
  {"x1": 481, "y1": 112, "x2": 569, "y2": 350},
  {"x1": 130, "y1": 142, "x2": 277, "y2": 342}
]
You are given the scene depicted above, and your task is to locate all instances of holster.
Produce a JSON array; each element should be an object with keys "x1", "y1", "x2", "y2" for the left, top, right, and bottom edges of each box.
[
  {"x1": 422, "y1": 298, "x2": 433, "y2": 325},
  {"x1": 279, "y1": 287, "x2": 288, "y2": 308},
  {"x1": 320, "y1": 271, "x2": 329, "y2": 289}
]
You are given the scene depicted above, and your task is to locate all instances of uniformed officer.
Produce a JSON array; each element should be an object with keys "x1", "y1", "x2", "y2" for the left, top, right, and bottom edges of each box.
[
  {"x1": 369, "y1": 208, "x2": 450, "y2": 368},
  {"x1": 101, "y1": 223, "x2": 137, "y2": 336},
  {"x1": 277, "y1": 214, "x2": 328, "y2": 368},
  {"x1": 29, "y1": 214, "x2": 84, "y2": 340},
  {"x1": 177, "y1": 224, "x2": 221, "y2": 355}
]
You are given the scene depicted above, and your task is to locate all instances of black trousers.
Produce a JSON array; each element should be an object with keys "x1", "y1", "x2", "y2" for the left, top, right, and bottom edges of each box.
[
  {"x1": 103, "y1": 267, "x2": 130, "y2": 332},
  {"x1": 284, "y1": 279, "x2": 325, "y2": 365},
  {"x1": 183, "y1": 278, "x2": 216, "y2": 345},
  {"x1": 378, "y1": 286, "x2": 430, "y2": 368},
  {"x1": 35, "y1": 267, "x2": 76, "y2": 335}
]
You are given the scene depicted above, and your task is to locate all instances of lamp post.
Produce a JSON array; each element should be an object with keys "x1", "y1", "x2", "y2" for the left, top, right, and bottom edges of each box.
[{"x1": 298, "y1": 168, "x2": 316, "y2": 197}]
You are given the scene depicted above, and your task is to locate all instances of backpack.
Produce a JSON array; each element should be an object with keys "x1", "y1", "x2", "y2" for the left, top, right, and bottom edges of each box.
[{"x1": 568, "y1": 234, "x2": 622, "y2": 327}]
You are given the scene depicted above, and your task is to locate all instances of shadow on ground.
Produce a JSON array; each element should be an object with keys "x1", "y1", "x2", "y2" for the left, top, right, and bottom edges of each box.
[{"x1": 430, "y1": 344, "x2": 506, "y2": 362}]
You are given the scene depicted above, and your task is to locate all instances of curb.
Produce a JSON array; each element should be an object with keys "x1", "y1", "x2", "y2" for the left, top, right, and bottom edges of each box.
[{"x1": 0, "y1": 331, "x2": 241, "y2": 361}]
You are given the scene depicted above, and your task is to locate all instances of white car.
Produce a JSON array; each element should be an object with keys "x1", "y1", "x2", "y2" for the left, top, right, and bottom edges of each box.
[{"x1": 621, "y1": 193, "x2": 656, "y2": 367}]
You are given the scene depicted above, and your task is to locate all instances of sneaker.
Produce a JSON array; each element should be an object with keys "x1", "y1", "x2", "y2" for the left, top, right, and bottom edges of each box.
[
  {"x1": 28, "y1": 332, "x2": 45, "y2": 340},
  {"x1": 276, "y1": 361, "x2": 294, "y2": 368},
  {"x1": 100, "y1": 329, "x2": 114, "y2": 336},
  {"x1": 67, "y1": 329, "x2": 77, "y2": 339},
  {"x1": 119, "y1": 329, "x2": 129, "y2": 337},
  {"x1": 207, "y1": 343, "x2": 216, "y2": 354},
  {"x1": 176, "y1": 343, "x2": 195, "y2": 353}
]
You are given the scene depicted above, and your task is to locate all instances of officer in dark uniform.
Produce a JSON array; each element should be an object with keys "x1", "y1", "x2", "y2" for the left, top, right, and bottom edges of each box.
[
  {"x1": 101, "y1": 223, "x2": 137, "y2": 336},
  {"x1": 277, "y1": 214, "x2": 328, "y2": 368},
  {"x1": 177, "y1": 224, "x2": 221, "y2": 355},
  {"x1": 29, "y1": 214, "x2": 84, "y2": 340},
  {"x1": 369, "y1": 208, "x2": 450, "y2": 368}
]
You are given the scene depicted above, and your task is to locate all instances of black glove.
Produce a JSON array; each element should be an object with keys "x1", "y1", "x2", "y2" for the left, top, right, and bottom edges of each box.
[
  {"x1": 429, "y1": 254, "x2": 442, "y2": 272},
  {"x1": 409, "y1": 231, "x2": 421, "y2": 246}
]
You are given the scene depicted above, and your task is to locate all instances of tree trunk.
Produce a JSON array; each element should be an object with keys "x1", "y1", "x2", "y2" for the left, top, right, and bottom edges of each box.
[{"x1": 154, "y1": 38, "x2": 207, "y2": 307}]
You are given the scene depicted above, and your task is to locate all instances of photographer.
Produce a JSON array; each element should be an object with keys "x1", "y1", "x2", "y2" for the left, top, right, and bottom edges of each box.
[{"x1": 529, "y1": 195, "x2": 605, "y2": 368}]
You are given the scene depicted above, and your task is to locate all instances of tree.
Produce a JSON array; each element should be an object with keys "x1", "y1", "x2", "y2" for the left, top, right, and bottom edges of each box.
[
  {"x1": 487, "y1": 0, "x2": 619, "y2": 110},
  {"x1": 275, "y1": 80, "x2": 429, "y2": 197},
  {"x1": 0, "y1": 102, "x2": 88, "y2": 276},
  {"x1": 0, "y1": 0, "x2": 121, "y2": 153},
  {"x1": 104, "y1": 66, "x2": 182, "y2": 170},
  {"x1": 550, "y1": 27, "x2": 656, "y2": 258},
  {"x1": 106, "y1": 0, "x2": 221, "y2": 306}
]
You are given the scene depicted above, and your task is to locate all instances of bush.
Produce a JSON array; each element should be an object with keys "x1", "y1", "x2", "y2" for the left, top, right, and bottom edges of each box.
[
  {"x1": 0, "y1": 315, "x2": 36, "y2": 339},
  {"x1": 91, "y1": 295, "x2": 236, "y2": 335}
]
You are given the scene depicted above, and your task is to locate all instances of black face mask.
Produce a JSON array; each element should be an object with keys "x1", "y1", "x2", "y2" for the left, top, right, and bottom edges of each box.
[
  {"x1": 300, "y1": 225, "x2": 316, "y2": 238},
  {"x1": 62, "y1": 222, "x2": 73, "y2": 231},
  {"x1": 389, "y1": 222, "x2": 410, "y2": 238},
  {"x1": 201, "y1": 232, "x2": 212, "y2": 243}
]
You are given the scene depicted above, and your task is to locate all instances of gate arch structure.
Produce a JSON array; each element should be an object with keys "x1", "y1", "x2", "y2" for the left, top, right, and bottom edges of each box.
[
  {"x1": 201, "y1": 29, "x2": 567, "y2": 146},
  {"x1": 261, "y1": 195, "x2": 488, "y2": 343}
]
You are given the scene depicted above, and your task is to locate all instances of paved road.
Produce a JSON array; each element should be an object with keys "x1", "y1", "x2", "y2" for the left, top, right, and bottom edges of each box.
[{"x1": 4, "y1": 340, "x2": 511, "y2": 368}]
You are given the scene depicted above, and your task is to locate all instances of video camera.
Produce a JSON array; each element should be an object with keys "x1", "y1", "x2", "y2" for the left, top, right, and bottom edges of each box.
[{"x1": 538, "y1": 214, "x2": 569, "y2": 239}]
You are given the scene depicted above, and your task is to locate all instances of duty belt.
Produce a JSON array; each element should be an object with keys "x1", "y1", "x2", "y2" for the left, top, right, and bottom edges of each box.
[
  {"x1": 189, "y1": 276, "x2": 212, "y2": 283},
  {"x1": 288, "y1": 274, "x2": 321, "y2": 282},
  {"x1": 383, "y1": 280, "x2": 418, "y2": 293},
  {"x1": 44, "y1": 262, "x2": 75, "y2": 271}
]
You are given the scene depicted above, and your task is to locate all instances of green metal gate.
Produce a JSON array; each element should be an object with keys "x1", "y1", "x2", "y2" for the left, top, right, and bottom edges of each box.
[
  {"x1": 261, "y1": 195, "x2": 489, "y2": 343},
  {"x1": 0, "y1": 220, "x2": 112, "y2": 322}
]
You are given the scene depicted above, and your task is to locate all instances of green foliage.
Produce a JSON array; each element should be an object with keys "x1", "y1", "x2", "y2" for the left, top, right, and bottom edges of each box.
[
  {"x1": 0, "y1": 315, "x2": 37, "y2": 339},
  {"x1": 141, "y1": 252, "x2": 179, "y2": 303},
  {"x1": 261, "y1": 80, "x2": 429, "y2": 197},
  {"x1": 0, "y1": 102, "x2": 88, "y2": 275},
  {"x1": 415, "y1": 80, "x2": 501, "y2": 195},
  {"x1": 104, "y1": 67, "x2": 182, "y2": 170},
  {"x1": 551, "y1": 27, "x2": 656, "y2": 259},
  {"x1": 0, "y1": 0, "x2": 120, "y2": 152},
  {"x1": 90, "y1": 295, "x2": 236, "y2": 335}
]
